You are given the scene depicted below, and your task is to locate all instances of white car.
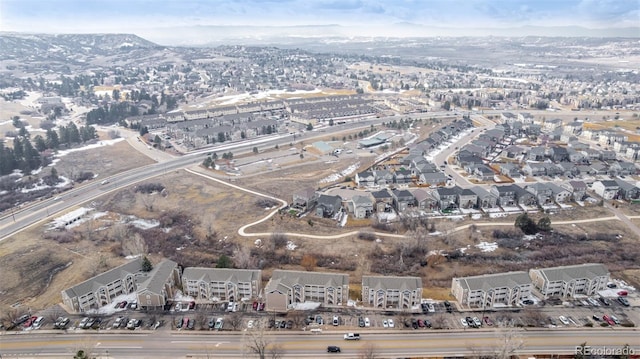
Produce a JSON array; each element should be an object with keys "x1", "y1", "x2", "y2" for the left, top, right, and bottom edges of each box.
[
  {"x1": 388, "y1": 319, "x2": 394, "y2": 328},
  {"x1": 364, "y1": 317, "x2": 370, "y2": 327},
  {"x1": 558, "y1": 316, "x2": 570, "y2": 325},
  {"x1": 382, "y1": 320, "x2": 388, "y2": 328},
  {"x1": 32, "y1": 317, "x2": 44, "y2": 329},
  {"x1": 472, "y1": 317, "x2": 481, "y2": 327},
  {"x1": 460, "y1": 318, "x2": 468, "y2": 327},
  {"x1": 332, "y1": 316, "x2": 339, "y2": 326}
]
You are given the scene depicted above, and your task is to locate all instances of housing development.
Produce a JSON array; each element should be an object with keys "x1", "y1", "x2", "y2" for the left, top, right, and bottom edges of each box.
[{"x1": 0, "y1": 14, "x2": 639, "y2": 359}]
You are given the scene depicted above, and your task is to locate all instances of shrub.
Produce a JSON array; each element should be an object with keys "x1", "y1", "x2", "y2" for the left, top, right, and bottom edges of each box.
[
  {"x1": 358, "y1": 231, "x2": 376, "y2": 241},
  {"x1": 134, "y1": 182, "x2": 165, "y2": 194}
]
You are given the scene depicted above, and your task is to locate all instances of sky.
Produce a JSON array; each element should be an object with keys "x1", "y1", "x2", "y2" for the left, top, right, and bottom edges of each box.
[{"x1": 1, "y1": 0, "x2": 638, "y2": 41}]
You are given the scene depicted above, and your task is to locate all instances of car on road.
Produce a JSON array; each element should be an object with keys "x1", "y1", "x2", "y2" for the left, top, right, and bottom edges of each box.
[
  {"x1": 327, "y1": 346, "x2": 341, "y2": 353},
  {"x1": 558, "y1": 316, "x2": 570, "y2": 325}
]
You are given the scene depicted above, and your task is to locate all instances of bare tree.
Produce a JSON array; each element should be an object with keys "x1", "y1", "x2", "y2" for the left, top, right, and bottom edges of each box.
[
  {"x1": 268, "y1": 233, "x2": 288, "y2": 251},
  {"x1": 233, "y1": 245, "x2": 255, "y2": 269},
  {"x1": 121, "y1": 233, "x2": 147, "y2": 257},
  {"x1": 493, "y1": 325, "x2": 524, "y2": 359},
  {"x1": 139, "y1": 193, "x2": 157, "y2": 212},
  {"x1": 228, "y1": 312, "x2": 243, "y2": 331},
  {"x1": 245, "y1": 324, "x2": 284, "y2": 359},
  {"x1": 358, "y1": 342, "x2": 380, "y2": 359}
]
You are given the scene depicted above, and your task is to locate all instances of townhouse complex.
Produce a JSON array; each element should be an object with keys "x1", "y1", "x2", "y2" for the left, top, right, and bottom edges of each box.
[
  {"x1": 62, "y1": 259, "x2": 425, "y2": 313},
  {"x1": 452, "y1": 263, "x2": 610, "y2": 309}
]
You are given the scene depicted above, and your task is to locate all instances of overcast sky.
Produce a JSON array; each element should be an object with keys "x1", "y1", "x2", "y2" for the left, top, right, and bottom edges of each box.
[{"x1": 1, "y1": 0, "x2": 638, "y2": 35}]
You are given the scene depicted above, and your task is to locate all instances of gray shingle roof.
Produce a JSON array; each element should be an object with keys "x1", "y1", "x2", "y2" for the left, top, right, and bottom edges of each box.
[
  {"x1": 455, "y1": 271, "x2": 532, "y2": 292},
  {"x1": 63, "y1": 258, "x2": 143, "y2": 298},
  {"x1": 182, "y1": 267, "x2": 261, "y2": 284},
  {"x1": 533, "y1": 263, "x2": 609, "y2": 283},
  {"x1": 137, "y1": 259, "x2": 178, "y2": 295},
  {"x1": 362, "y1": 275, "x2": 422, "y2": 292},
  {"x1": 266, "y1": 270, "x2": 348, "y2": 294}
]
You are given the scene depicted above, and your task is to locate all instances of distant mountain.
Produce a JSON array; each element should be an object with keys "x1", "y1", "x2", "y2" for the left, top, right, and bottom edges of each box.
[
  {"x1": 0, "y1": 33, "x2": 162, "y2": 61},
  {"x1": 137, "y1": 24, "x2": 640, "y2": 46}
]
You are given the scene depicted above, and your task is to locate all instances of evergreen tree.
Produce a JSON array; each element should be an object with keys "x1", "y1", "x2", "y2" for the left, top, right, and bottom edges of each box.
[
  {"x1": 141, "y1": 256, "x2": 153, "y2": 272},
  {"x1": 68, "y1": 122, "x2": 81, "y2": 144},
  {"x1": 46, "y1": 129, "x2": 59, "y2": 149},
  {"x1": 34, "y1": 135, "x2": 47, "y2": 152}
]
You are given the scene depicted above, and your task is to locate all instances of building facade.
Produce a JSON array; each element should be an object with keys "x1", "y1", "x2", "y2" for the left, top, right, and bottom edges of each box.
[
  {"x1": 451, "y1": 271, "x2": 533, "y2": 308},
  {"x1": 529, "y1": 263, "x2": 610, "y2": 299},
  {"x1": 181, "y1": 268, "x2": 261, "y2": 302},
  {"x1": 361, "y1": 276, "x2": 422, "y2": 309},
  {"x1": 264, "y1": 270, "x2": 349, "y2": 311}
]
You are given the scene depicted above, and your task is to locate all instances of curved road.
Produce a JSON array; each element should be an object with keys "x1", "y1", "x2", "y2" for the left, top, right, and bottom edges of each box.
[{"x1": 0, "y1": 329, "x2": 637, "y2": 358}]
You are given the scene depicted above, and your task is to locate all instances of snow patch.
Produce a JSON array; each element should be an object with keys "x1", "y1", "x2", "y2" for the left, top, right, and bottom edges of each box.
[
  {"x1": 476, "y1": 241, "x2": 498, "y2": 252},
  {"x1": 56, "y1": 138, "x2": 125, "y2": 157},
  {"x1": 286, "y1": 241, "x2": 297, "y2": 251},
  {"x1": 319, "y1": 162, "x2": 360, "y2": 184}
]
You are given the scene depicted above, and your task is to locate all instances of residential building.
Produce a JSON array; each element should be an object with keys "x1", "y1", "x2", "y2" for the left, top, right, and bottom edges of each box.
[
  {"x1": 435, "y1": 187, "x2": 459, "y2": 210},
  {"x1": 291, "y1": 188, "x2": 317, "y2": 211},
  {"x1": 562, "y1": 180, "x2": 588, "y2": 201},
  {"x1": 451, "y1": 271, "x2": 533, "y2": 308},
  {"x1": 470, "y1": 186, "x2": 498, "y2": 209},
  {"x1": 315, "y1": 194, "x2": 343, "y2": 217},
  {"x1": 265, "y1": 270, "x2": 349, "y2": 311},
  {"x1": 458, "y1": 188, "x2": 478, "y2": 209},
  {"x1": 371, "y1": 189, "x2": 394, "y2": 212},
  {"x1": 411, "y1": 188, "x2": 438, "y2": 211},
  {"x1": 136, "y1": 259, "x2": 180, "y2": 310},
  {"x1": 392, "y1": 189, "x2": 415, "y2": 212},
  {"x1": 529, "y1": 263, "x2": 610, "y2": 299},
  {"x1": 546, "y1": 183, "x2": 572, "y2": 203},
  {"x1": 182, "y1": 268, "x2": 261, "y2": 302},
  {"x1": 615, "y1": 179, "x2": 640, "y2": 201},
  {"x1": 592, "y1": 180, "x2": 620, "y2": 200},
  {"x1": 349, "y1": 195, "x2": 374, "y2": 219},
  {"x1": 361, "y1": 276, "x2": 422, "y2": 310},
  {"x1": 355, "y1": 171, "x2": 376, "y2": 188},
  {"x1": 61, "y1": 258, "x2": 144, "y2": 313}
]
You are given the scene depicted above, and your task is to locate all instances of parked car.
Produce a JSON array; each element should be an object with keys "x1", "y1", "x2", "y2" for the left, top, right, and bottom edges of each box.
[
  {"x1": 483, "y1": 316, "x2": 493, "y2": 326},
  {"x1": 208, "y1": 317, "x2": 216, "y2": 329},
  {"x1": 79, "y1": 317, "x2": 90, "y2": 329},
  {"x1": 332, "y1": 316, "x2": 339, "y2": 326},
  {"x1": 364, "y1": 317, "x2": 370, "y2": 327},
  {"x1": 327, "y1": 346, "x2": 341, "y2": 353},
  {"x1": 119, "y1": 301, "x2": 128, "y2": 309},
  {"x1": 610, "y1": 315, "x2": 620, "y2": 325},
  {"x1": 465, "y1": 317, "x2": 475, "y2": 328},
  {"x1": 618, "y1": 296, "x2": 630, "y2": 307},
  {"x1": 388, "y1": 319, "x2": 394, "y2": 328},
  {"x1": 176, "y1": 317, "x2": 184, "y2": 329},
  {"x1": 24, "y1": 316, "x2": 38, "y2": 328},
  {"x1": 214, "y1": 318, "x2": 223, "y2": 330},
  {"x1": 113, "y1": 316, "x2": 125, "y2": 328},
  {"x1": 598, "y1": 297, "x2": 611, "y2": 306},
  {"x1": 617, "y1": 290, "x2": 628, "y2": 296},
  {"x1": 602, "y1": 315, "x2": 615, "y2": 326},
  {"x1": 258, "y1": 302, "x2": 265, "y2": 311},
  {"x1": 472, "y1": 317, "x2": 481, "y2": 328},
  {"x1": 558, "y1": 316, "x2": 570, "y2": 325},
  {"x1": 382, "y1": 320, "x2": 388, "y2": 328},
  {"x1": 54, "y1": 317, "x2": 70, "y2": 329},
  {"x1": 358, "y1": 317, "x2": 365, "y2": 327},
  {"x1": 423, "y1": 319, "x2": 432, "y2": 328},
  {"x1": 460, "y1": 318, "x2": 468, "y2": 327},
  {"x1": 32, "y1": 317, "x2": 45, "y2": 329},
  {"x1": 252, "y1": 302, "x2": 259, "y2": 310},
  {"x1": 188, "y1": 301, "x2": 196, "y2": 310},
  {"x1": 187, "y1": 318, "x2": 195, "y2": 330},
  {"x1": 444, "y1": 301, "x2": 453, "y2": 313},
  {"x1": 592, "y1": 315, "x2": 601, "y2": 322},
  {"x1": 126, "y1": 319, "x2": 137, "y2": 330},
  {"x1": 522, "y1": 299, "x2": 534, "y2": 305}
]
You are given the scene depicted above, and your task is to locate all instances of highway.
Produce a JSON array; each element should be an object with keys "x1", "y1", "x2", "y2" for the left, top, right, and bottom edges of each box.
[
  {"x1": 0, "y1": 112, "x2": 464, "y2": 240},
  {"x1": 0, "y1": 329, "x2": 637, "y2": 358}
]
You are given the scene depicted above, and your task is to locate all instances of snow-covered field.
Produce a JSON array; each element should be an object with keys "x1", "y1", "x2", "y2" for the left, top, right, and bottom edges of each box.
[{"x1": 318, "y1": 162, "x2": 360, "y2": 184}]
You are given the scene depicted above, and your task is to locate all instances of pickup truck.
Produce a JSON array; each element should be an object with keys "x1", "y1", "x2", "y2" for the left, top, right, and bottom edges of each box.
[{"x1": 343, "y1": 333, "x2": 360, "y2": 340}]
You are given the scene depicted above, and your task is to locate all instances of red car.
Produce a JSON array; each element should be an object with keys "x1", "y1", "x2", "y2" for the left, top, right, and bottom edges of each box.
[
  {"x1": 252, "y1": 301, "x2": 259, "y2": 310},
  {"x1": 188, "y1": 301, "x2": 196, "y2": 310},
  {"x1": 617, "y1": 290, "x2": 628, "y2": 296},
  {"x1": 24, "y1": 316, "x2": 38, "y2": 328},
  {"x1": 119, "y1": 301, "x2": 128, "y2": 308},
  {"x1": 258, "y1": 302, "x2": 265, "y2": 311},
  {"x1": 602, "y1": 315, "x2": 615, "y2": 326}
]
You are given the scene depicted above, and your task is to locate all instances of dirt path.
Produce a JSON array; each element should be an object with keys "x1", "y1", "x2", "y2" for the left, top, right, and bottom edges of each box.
[{"x1": 185, "y1": 167, "x2": 623, "y2": 240}]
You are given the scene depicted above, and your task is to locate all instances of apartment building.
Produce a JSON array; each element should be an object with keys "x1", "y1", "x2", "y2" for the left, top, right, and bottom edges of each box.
[
  {"x1": 451, "y1": 271, "x2": 533, "y2": 308},
  {"x1": 361, "y1": 276, "x2": 422, "y2": 309},
  {"x1": 265, "y1": 270, "x2": 349, "y2": 311},
  {"x1": 529, "y1": 263, "x2": 610, "y2": 299},
  {"x1": 181, "y1": 268, "x2": 261, "y2": 303},
  {"x1": 61, "y1": 258, "x2": 144, "y2": 313},
  {"x1": 136, "y1": 259, "x2": 180, "y2": 310}
]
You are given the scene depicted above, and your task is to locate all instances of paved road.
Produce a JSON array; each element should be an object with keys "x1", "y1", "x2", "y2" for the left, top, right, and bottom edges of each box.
[{"x1": 1, "y1": 329, "x2": 636, "y2": 358}]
